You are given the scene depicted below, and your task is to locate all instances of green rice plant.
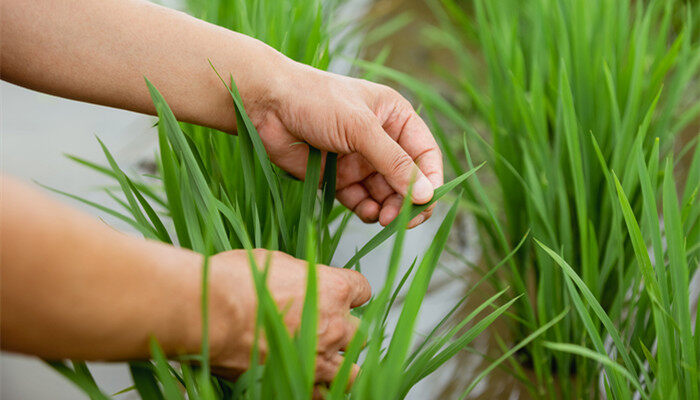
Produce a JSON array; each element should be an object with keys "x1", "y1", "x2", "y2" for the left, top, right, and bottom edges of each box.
[
  {"x1": 176, "y1": 0, "x2": 336, "y2": 258},
  {"x1": 184, "y1": 0, "x2": 333, "y2": 70},
  {"x1": 38, "y1": 0, "x2": 568, "y2": 397},
  {"x1": 44, "y1": 73, "x2": 532, "y2": 399},
  {"x1": 357, "y1": 0, "x2": 700, "y2": 397},
  {"x1": 538, "y1": 141, "x2": 700, "y2": 399}
]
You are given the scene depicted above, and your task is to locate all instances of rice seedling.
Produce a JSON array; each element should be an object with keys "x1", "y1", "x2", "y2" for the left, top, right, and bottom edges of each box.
[
  {"x1": 44, "y1": 73, "x2": 529, "y2": 399},
  {"x1": 357, "y1": 0, "x2": 700, "y2": 397},
  {"x1": 538, "y1": 141, "x2": 700, "y2": 399},
  {"x1": 38, "y1": 0, "x2": 543, "y2": 396},
  {"x1": 184, "y1": 0, "x2": 334, "y2": 70}
]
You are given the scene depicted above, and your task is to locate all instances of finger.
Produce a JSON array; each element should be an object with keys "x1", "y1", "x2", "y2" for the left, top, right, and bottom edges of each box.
[
  {"x1": 362, "y1": 173, "x2": 394, "y2": 204},
  {"x1": 333, "y1": 268, "x2": 371, "y2": 307},
  {"x1": 318, "y1": 314, "x2": 361, "y2": 352},
  {"x1": 355, "y1": 198, "x2": 380, "y2": 223},
  {"x1": 407, "y1": 214, "x2": 425, "y2": 229},
  {"x1": 335, "y1": 183, "x2": 381, "y2": 222},
  {"x1": 210, "y1": 366, "x2": 243, "y2": 381},
  {"x1": 378, "y1": 193, "x2": 403, "y2": 227},
  {"x1": 336, "y1": 153, "x2": 375, "y2": 190},
  {"x1": 379, "y1": 194, "x2": 435, "y2": 229},
  {"x1": 384, "y1": 103, "x2": 444, "y2": 189},
  {"x1": 414, "y1": 147, "x2": 443, "y2": 189},
  {"x1": 315, "y1": 352, "x2": 344, "y2": 383},
  {"x1": 349, "y1": 363, "x2": 360, "y2": 387},
  {"x1": 335, "y1": 183, "x2": 371, "y2": 211},
  {"x1": 315, "y1": 352, "x2": 360, "y2": 390},
  {"x1": 407, "y1": 204, "x2": 435, "y2": 229},
  {"x1": 313, "y1": 386, "x2": 326, "y2": 400},
  {"x1": 318, "y1": 317, "x2": 350, "y2": 351},
  {"x1": 351, "y1": 114, "x2": 434, "y2": 204}
]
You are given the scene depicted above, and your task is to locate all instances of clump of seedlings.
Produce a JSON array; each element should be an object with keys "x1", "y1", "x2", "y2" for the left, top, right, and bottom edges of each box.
[
  {"x1": 360, "y1": 0, "x2": 700, "y2": 398},
  {"x1": 45, "y1": 73, "x2": 522, "y2": 399},
  {"x1": 44, "y1": 0, "x2": 522, "y2": 391}
]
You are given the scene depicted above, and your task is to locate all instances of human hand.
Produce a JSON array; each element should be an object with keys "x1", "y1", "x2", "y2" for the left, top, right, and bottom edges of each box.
[
  {"x1": 244, "y1": 57, "x2": 443, "y2": 229},
  {"x1": 3, "y1": 0, "x2": 441, "y2": 227},
  {"x1": 205, "y1": 249, "x2": 371, "y2": 385},
  {"x1": 0, "y1": 180, "x2": 370, "y2": 388}
]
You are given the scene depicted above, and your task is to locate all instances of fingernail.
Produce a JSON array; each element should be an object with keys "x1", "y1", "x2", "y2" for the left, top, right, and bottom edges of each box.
[{"x1": 412, "y1": 175, "x2": 434, "y2": 204}]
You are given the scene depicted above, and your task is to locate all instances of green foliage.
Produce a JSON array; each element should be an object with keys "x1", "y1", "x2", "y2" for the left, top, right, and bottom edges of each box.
[
  {"x1": 186, "y1": 0, "x2": 334, "y2": 69},
  {"x1": 536, "y1": 146, "x2": 700, "y2": 400},
  {"x1": 49, "y1": 71, "x2": 503, "y2": 398},
  {"x1": 359, "y1": 0, "x2": 700, "y2": 398},
  {"x1": 44, "y1": 0, "x2": 514, "y2": 396}
]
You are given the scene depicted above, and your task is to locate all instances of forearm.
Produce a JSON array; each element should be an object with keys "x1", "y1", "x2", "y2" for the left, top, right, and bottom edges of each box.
[
  {"x1": 0, "y1": 0, "x2": 286, "y2": 133},
  {"x1": 0, "y1": 177, "x2": 211, "y2": 360}
]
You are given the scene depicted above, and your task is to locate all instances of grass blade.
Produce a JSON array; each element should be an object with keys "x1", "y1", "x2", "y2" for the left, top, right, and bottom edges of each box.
[{"x1": 342, "y1": 165, "x2": 482, "y2": 268}]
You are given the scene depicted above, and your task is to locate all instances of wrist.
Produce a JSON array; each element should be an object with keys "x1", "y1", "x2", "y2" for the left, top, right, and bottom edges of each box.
[
  {"x1": 137, "y1": 243, "x2": 205, "y2": 357},
  {"x1": 177, "y1": 250, "x2": 254, "y2": 368},
  {"x1": 221, "y1": 34, "x2": 293, "y2": 131}
]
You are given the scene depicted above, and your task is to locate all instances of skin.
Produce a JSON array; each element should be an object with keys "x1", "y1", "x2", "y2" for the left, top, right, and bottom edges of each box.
[
  {"x1": 0, "y1": 0, "x2": 443, "y2": 386},
  {"x1": 1, "y1": 177, "x2": 369, "y2": 384}
]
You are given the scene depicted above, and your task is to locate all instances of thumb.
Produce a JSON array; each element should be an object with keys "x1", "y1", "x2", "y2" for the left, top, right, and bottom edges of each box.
[{"x1": 352, "y1": 117, "x2": 434, "y2": 204}]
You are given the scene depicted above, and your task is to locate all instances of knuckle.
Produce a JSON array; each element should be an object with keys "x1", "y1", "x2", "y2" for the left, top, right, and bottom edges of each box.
[
  {"x1": 315, "y1": 359, "x2": 331, "y2": 381},
  {"x1": 388, "y1": 152, "x2": 414, "y2": 176},
  {"x1": 315, "y1": 352, "x2": 339, "y2": 382},
  {"x1": 247, "y1": 249, "x2": 270, "y2": 267},
  {"x1": 381, "y1": 84, "x2": 401, "y2": 99},
  {"x1": 347, "y1": 270, "x2": 371, "y2": 303},
  {"x1": 383, "y1": 85, "x2": 413, "y2": 113},
  {"x1": 324, "y1": 318, "x2": 347, "y2": 345},
  {"x1": 396, "y1": 96, "x2": 414, "y2": 113},
  {"x1": 380, "y1": 86, "x2": 414, "y2": 121},
  {"x1": 250, "y1": 248, "x2": 266, "y2": 257},
  {"x1": 333, "y1": 276, "x2": 352, "y2": 300},
  {"x1": 283, "y1": 311, "x2": 302, "y2": 334},
  {"x1": 356, "y1": 110, "x2": 379, "y2": 132},
  {"x1": 373, "y1": 82, "x2": 402, "y2": 101}
]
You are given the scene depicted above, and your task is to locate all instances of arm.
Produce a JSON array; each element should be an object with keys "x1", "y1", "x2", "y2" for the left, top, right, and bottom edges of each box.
[
  {"x1": 0, "y1": 177, "x2": 369, "y2": 383},
  {"x1": 0, "y1": 176, "x2": 205, "y2": 360},
  {"x1": 1, "y1": 0, "x2": 271, "y2": 134},
  {"x1": 1, "y1": 0, "x2": 443, "y2": 227}
]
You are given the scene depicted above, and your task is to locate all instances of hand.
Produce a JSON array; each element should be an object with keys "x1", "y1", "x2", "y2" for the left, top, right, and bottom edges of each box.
[
  {"x1": 206, "y1": 249, "x2": 371, "y2": 385},
  {"x1": 246, "y1": 58, "x2": 443, "y2": 229},
  {"x1": 2, "y1": 0, "x2": 442, "y2": 227},
  {"x1": 0, "y1": 178, "x2": 370, "y2": 387}
]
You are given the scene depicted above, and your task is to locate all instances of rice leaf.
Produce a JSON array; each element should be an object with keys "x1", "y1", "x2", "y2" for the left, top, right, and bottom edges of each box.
[
  {"x1": 46, "y1": 361, "x2": 111, "y2": 400},
  {"x1": 296, "y1": 147, "x2": 322, "y2": 258},
  {"x1": 129, "y1": 362, "x2": 165, "y2": 400},
  {"x1": 542, "y1": 342, "x2": 644, "y2": 394},
  {"x1": 149, "y1": 338, "x2": 185, "y2": 400},
  {"x1": 380, "y1": 195, "x2": 460, "y2": 398},
  {"x1": 296, "y1": 225, "x2": 319, "y2": 395},
  {"x1": 342, "y1": 165, "x2": 482, "y2": 268},
  {"x1": 459, "y1": 309, "x2": 569, "y2": 399}
]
